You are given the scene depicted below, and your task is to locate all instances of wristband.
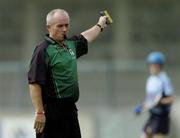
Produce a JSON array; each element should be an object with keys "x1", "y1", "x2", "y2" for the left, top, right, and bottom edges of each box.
[
  {"x1": 96, "y1": 24, "x2": 103, "y2": 32},
  {"x1": 35, "y1": 111, "x2": 45, "y2": 115}
]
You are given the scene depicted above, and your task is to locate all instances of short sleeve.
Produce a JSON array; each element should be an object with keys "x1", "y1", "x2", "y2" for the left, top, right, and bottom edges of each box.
[
  {"x1": 28, "y1": 45, "x2": 47, "y2": 85},
  {"x1": 163, "y1": 77, "x2": 174, "y2": 96},
  {"x1": 69, "y1": 35, "x2": 88, "y2": 58}
]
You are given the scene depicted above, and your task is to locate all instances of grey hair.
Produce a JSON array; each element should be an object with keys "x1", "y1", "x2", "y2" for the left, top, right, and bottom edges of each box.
[{"x1": 46, "y1": 9, "x2": 69, "y2": 25}]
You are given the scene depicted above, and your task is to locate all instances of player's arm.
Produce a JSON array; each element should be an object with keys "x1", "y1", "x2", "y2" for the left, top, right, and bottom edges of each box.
[
  {"x1": 160, "y1": 96, "x2": 174, "y2": 105},
  {"x1": 134, "y1": 94, "x2": 162, "y2": 115},
  {"x1": 141, "y1": 102, "x2": 150, "y2": 112},
  {"x1": 134, "y1": 99, "x2": 156, "y2": 114},
  {"x1": 160, "y1": 77, "x2": 174, "y2": 105},
  {"x1": 29, "y1": 83, "x2": 46, "y2": 133},
  {"x1": 29, "y1": 84, "x2": 44, "y2": 113},
  {"x1": 81, "y1": 16, "x2": 107, "y2": 43}
]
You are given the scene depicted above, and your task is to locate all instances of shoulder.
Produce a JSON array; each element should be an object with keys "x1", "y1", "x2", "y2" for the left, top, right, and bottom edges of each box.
[
  {"x1": 159, "y1": 71, "x2": 173, "y2": 87},
  {"x1": 35, "y1": 40, "x2": 49, "y2": 51},
  {"x1": 32, "y1": 40, "x2": 49, "y2": 56},
  {"x1": 30, "y1": 40, "x2": 49, "y2": 61},
  {"x1": 67, "y1": 34, "x2": 87, "y2": 42},
  {"x1": 159, "y1": 72, "x2": 174, "y2": 94},
  {"x1": 159, "y1": 72, "x2": 171, "y2": 83}
]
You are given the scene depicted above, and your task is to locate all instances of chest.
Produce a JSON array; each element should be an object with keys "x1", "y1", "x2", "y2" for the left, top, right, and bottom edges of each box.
[
  {"x1": 146, "y1": 76, "x2": 163, "y2": 92},
  {"x1": 46, "y1": 43, "x2": 77, "y2": 69},
  {"x1": 146, "y1": 76, "x2": 163, "y2": 100}
]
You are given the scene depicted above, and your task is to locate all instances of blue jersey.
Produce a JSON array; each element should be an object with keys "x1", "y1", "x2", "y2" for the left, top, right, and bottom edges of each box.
[{"x1": 146, "y1": 71, "x2": 174, "y2": 114}]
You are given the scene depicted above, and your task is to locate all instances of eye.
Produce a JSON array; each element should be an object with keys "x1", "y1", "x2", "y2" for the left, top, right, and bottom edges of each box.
[
  {"x1": 56, "y1": 24, "x2": 69, "y2": 28},
  {"x1": 57, "y1": 24, "x2": 63, "y2": 28},
  {"x1": 65, "y1": 24, "x2": 69, "y2": 27}
]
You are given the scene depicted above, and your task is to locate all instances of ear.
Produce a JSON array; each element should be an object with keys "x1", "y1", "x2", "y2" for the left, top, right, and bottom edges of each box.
[{"x1": 47, "y1": 25, "x2": 51, "y2": 32}]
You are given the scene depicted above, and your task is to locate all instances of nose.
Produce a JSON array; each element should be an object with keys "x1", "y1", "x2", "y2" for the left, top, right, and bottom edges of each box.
[{"x1": 62, "y1": 25, "x2": 68, "y2": 32}]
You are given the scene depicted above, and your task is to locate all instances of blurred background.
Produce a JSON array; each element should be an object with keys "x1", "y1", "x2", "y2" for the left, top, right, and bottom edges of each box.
[{"x1": 0, "y1": 0, "x2": 180, "y2": 137}]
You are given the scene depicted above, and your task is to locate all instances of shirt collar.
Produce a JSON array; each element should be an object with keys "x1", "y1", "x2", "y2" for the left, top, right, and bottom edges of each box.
[
  {"x1": 45, "y1": 34, "x2": 58, "y2": 45},
  {"x1": 45, "y1": 34, "x2": 70, "y2": 50}
]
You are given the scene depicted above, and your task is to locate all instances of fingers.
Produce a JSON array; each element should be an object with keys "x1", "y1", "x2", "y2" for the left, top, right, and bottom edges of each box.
[
  {"x1": 39, "y1": 122, "x2": 45, "y2": 133},
  {"x1": 102, "y1": 16, "x2": 108, "y2": 25},
  {"x1": 34, "y1": 114, "x2": 46, "y2": 133},
  {"x1": 98, "y1": 16, "x2": 107, "y2": 28},
  {"x1": 99, "y1": 11, "x2": 113, "y2": 25},
  {"x1": 34, "y1": 121, "x2": 45, "y2": 133}
]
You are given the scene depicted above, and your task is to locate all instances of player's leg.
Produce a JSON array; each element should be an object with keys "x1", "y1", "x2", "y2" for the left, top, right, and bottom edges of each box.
[
  {"x1": 67, "y1": 107, "x2": 81, "y2": 138},
  {"x1": 153, "y1": 115, "x2": 169, "y2": 138},
  {"x1": 141, "y1": 132, "x2": 152, "y2": 138},
  {"x1": 42, "y1": 108, "x2": 67, "y2": 138},
  {"x1": 144, "y1": 126, "x2": 154, "y2": 138},
  {"x1": 153, "y1": 134, "x2": 166, "y2": 138},
  {"x1": 142, "y1": 116, "x2": 154, "y2": 138},
  {"x1": 47, "y1": 102, "x2": 81, "y2": 138},
  {"x1": 41, "y1": 102, "x2": 81, "y2": 138}
]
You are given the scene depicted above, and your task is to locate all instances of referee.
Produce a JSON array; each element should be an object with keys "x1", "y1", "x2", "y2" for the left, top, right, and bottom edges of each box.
[{"x1": 28, "y1": 9, "x2": 108, "y2": 138}]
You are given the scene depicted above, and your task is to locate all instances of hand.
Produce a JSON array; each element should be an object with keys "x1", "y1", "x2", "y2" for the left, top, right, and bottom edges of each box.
[
  {"x1": 97, "y1": 16, "x2": 107, "y2": 29},
  {"x1": 34, "y1": 113, "x2": 46, "y2": 133},
  {"x1": 134, "y1": 104, "x2": 143, "y2": 115}
]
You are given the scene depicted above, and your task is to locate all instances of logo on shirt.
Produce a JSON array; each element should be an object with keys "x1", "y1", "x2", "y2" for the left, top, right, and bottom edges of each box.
[{"x1": 69, "y1": 49, "x2": 76, "y2": 59}]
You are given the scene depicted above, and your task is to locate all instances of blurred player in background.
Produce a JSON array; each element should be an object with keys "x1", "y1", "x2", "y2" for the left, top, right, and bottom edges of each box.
[
  {"x1": 28, "y1": 9, "x2": 108, "y2": 138},
  {"x1": 134, "y1": 52, "x2": 174, "y2": 138}
]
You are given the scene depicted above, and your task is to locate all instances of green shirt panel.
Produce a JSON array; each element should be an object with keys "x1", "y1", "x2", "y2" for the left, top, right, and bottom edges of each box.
[{"x1": 45, "y1": 40, "x2": 79, "y2": 100}]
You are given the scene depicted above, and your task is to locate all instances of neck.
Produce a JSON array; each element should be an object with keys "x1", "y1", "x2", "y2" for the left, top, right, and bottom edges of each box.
[
  {"x1": 49, "y1": 35, "x2": 64, "y2": 44},
  {"x1": 58, "y1": 41, "x2": 65, "y2": 46},
  {"x1": 151, "y1": 71, "x2": 162, "y2": 76}
]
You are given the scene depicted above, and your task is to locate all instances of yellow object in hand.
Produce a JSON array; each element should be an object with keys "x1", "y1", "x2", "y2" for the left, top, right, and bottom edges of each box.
[{"x1": 99, "y1": 10, "x2": 113, "y2": 24}]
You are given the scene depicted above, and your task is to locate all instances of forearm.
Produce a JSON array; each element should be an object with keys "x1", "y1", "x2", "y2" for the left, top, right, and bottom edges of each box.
[
  {"x1": 143, "y1": 101, "x2": 153, "y2": 110},
  {"x1": 81, "y1": 16, "x2": 107, "y2": 43},
  {"x1": 142, "y1": 102, "x2": 149, "y2": 111},
  {"x1": 160, "y1": 96, "x2": 174, "y2": 105},
  {"x1": 29, "y1": 84, "x2": 44, "y2": 112},
  {"x1": 81, "y1": 25, "x2": 101, "y2": 43}
]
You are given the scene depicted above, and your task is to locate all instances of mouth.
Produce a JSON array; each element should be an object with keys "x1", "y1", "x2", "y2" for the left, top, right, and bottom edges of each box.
[{"x1": 63, "y1": 34, "x2": 67, "y2": 39}]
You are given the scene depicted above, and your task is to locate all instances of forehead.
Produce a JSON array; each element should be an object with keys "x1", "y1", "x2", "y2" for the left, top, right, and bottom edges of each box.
[{"x1": 52, "y1": 12, "x2": 69, "y2": 25}]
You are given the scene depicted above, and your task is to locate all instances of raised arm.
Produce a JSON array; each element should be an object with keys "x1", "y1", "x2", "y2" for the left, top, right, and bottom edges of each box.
[{"x1": 81, "y1": 16, "x2": 107, "y2": 43}]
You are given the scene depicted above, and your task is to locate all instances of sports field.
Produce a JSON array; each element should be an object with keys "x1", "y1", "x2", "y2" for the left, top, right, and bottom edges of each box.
[{"x1": 0, "y1": 0, "x2": 180, "y2": 138}]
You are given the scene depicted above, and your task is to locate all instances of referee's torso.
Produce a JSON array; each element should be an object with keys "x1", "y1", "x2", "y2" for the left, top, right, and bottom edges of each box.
[{"x1": 28, "y1": 34, "x2": 88, "y2": 103}]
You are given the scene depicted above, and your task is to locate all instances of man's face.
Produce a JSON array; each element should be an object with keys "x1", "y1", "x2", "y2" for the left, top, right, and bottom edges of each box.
[{"x1": 48, "y1": 13, "x2": 70, "y2": 42}]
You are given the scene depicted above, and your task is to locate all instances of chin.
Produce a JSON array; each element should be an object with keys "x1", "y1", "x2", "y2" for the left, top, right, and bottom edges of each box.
[
  {"x1": 56, "y1": 36, "x2": 64, "y2": 42},
  {"x1": 60, "y1": 35, "x2": 66, "y2": 40}
]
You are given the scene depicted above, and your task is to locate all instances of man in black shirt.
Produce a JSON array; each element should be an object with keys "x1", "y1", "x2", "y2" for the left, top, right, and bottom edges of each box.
[{"x1": 28, "y1": 9, "x2": 108, "y2": 138}]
